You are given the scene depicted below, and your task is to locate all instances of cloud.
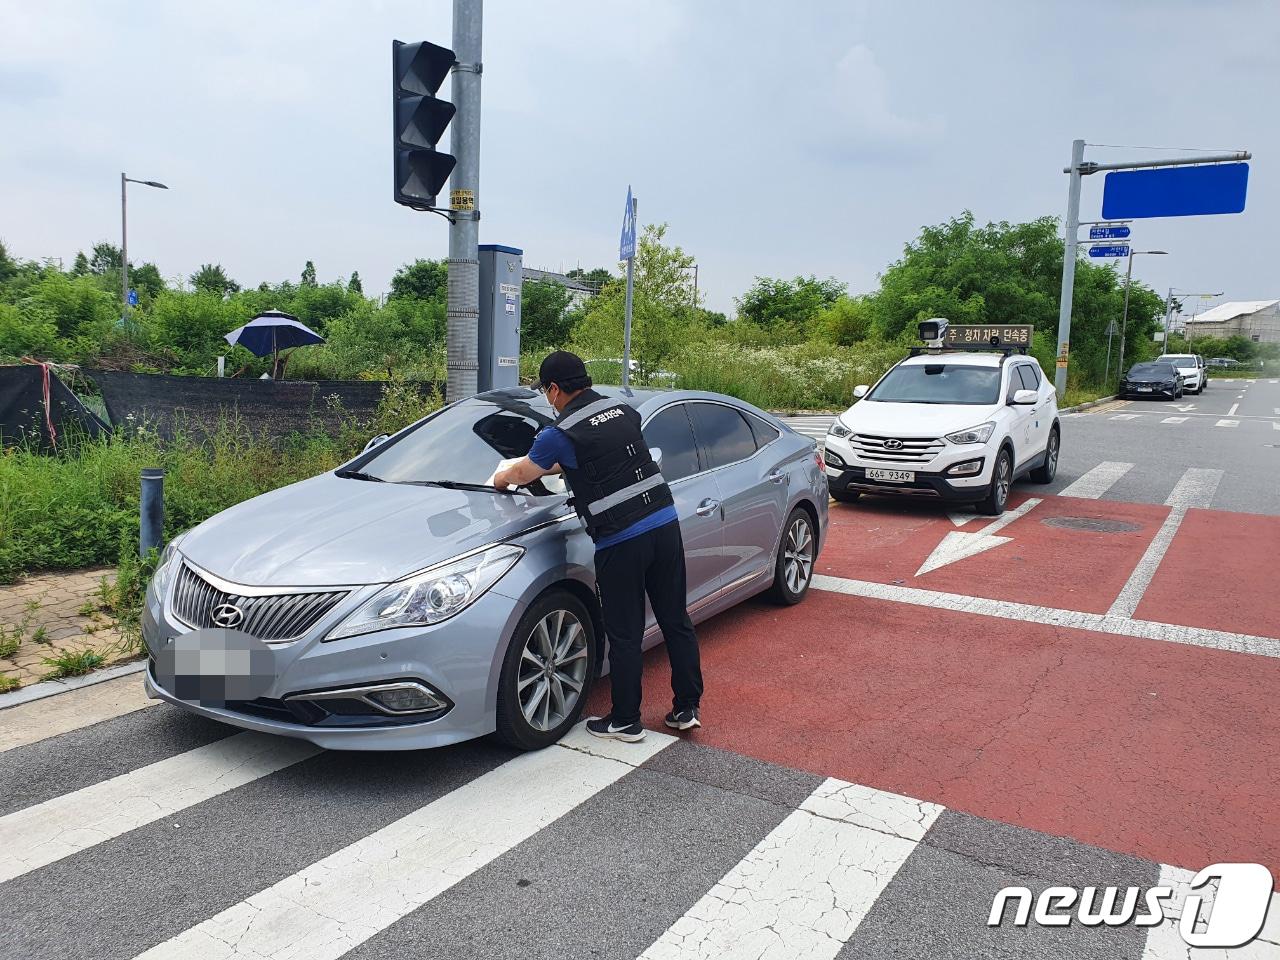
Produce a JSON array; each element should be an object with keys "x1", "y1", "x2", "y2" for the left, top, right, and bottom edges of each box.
[{"x1": 816, "y1": 44, "x2": 944, "y2": 161}]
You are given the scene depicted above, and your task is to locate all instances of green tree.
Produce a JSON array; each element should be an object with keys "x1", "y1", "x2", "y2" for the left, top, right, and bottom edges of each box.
[
  {"x1": 520, "y1": 280, "x2": 574, "y2": 350},
  {"x1": 129, "y1": 262, "x2": 165, "y2": 301},
  {"x1": 190, "y1": 263, "x2": 240, "y2": 298},
  {"x1": 0, "y1": 240, "x2": 17, "y2": 288},
  {"x1": 300, "y1": 260, "x2": 318, "y2": 288},
  {"x1": 813, "y1": 296, "x2": 875, "y2": 345},
  {"x1": 347, "y1": 271, "x2": 363, "y2": 294},
  {"x1": 735, "y1": 276, "x2": 845, "y2": 337},
  {"x1": 565, "y1": 267, "x2": 613, "y2": 292},
  {"x1": 71, "y1": 251, "x2": 90, "y2": 276},
  {"x1": 89, "y1": 242, "x2": 123, "y2": 276},
  {"x1": 390, "y1": 259, "x2": 448, "y2": 301}
]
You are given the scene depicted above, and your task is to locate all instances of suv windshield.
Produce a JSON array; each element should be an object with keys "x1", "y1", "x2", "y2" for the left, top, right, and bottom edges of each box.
[
  {"x1": 867, "y1": 363, "x2": 1001, "y2": 405},
  {"x1": 1129, "y1": 363, "x2": 1176, "y2": 378},
  {"x1": 1159, "y1": 355, "x2": 1195, "y2": 365},
  {"x1": 353, "y1": 395, "x2": 557, "y2": 490}
]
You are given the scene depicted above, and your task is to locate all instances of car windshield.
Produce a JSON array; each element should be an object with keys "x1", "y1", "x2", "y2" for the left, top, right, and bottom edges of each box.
[
  {"x1": 1159, "y1": 355, "x2": 1195, "y2": 365},
  {"x1": 867, "y1": 363, "x2": 1001, "y2": 405},
  {"x1": 353, "y1": 393, "x2": 558, "y2": 491},
  {"x1": 1129, "y1": 363, "x2": 1176, "y2": 378}
]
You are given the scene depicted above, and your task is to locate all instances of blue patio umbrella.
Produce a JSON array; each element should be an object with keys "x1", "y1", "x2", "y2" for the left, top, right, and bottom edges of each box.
[{"x1": 224, "y1": 310, "x2": 324, "y2": 378}]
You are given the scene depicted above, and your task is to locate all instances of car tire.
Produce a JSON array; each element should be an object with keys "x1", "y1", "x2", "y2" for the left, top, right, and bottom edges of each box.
[
  {"x1": 976, "y1": 447, "x2": 1012, "y2": 516},
  {"x1": 830, "y1": 489, "x2": 861, "y2": 504},
  {"x1": 1030, "y1": 427, "x2": 1059, "y2": 484},
  {"x1": 768, "y1": 507, "x2": 816, "y2": 605},
  {"x1": 494, "y1": 590, "x2": 598, "y2": 752}
]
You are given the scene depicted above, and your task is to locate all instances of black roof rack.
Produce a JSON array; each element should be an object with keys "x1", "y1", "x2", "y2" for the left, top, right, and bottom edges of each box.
[{"x1": 908, "y1": 344, "x2": 1029, "y2": 360}]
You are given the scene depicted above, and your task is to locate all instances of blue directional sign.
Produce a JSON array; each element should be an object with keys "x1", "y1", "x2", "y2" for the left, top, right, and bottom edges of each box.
[
  {"x1": 127, "y1": 288, "x2": 139, "y2": 306},
  {"x1": 1102, "y1": 162, "x2": 1249, "y2": 219},
  {"x1": 1089, "y1": 225, "x2": 1130, "y2": 240},
  {"x1": 619, "y1": 185, "x2": 637, "y2": 261},
  {"x1": 1088, "y1": 244, "x2": 1129, "y2": 258}
]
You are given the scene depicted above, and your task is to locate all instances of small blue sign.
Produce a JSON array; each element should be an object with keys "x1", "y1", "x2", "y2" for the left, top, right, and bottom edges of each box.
[
  {"x1": 1088, "y1": 244, "x2": 1130, "y2": 259},
  {"x1": 1102, "y1": 162, "x2": 1249, "y2": 219},
  {"x1": 127, "y1": 288, "x2": 139, "y2": 306},
  {"x1": 1089, "y1": 225, "x2": 1131, "y2": 240},
  {"x1": 619, "y1": 186, "x2": 636, "y2": 261}
]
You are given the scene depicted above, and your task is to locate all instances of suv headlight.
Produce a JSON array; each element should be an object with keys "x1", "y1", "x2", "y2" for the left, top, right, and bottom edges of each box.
[
  {"x1": 327, "y1": 543, "x2": 523, "y2": 641},
  {"x1": 827, "y1": 418, "x2": 852, "y2": 439},
  {"x1": 945, "y1": 422, "x2": 996, "y2": 445}
]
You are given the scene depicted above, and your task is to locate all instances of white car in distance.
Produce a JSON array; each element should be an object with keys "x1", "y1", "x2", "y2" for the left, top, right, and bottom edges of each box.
[{"x1": 1155, "y1": 354, "x2": 1206, "y2": 394}]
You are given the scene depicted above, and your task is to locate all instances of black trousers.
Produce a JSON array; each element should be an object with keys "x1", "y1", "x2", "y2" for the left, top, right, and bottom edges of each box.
[{"x1": 594, "y1": 520, "x2": 703, "y2": 727}]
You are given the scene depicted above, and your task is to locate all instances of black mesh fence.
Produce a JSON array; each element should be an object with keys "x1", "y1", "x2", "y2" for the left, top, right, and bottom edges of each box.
[{"x1": 0, "y1": 364, "x2": 109, "y2": 450}]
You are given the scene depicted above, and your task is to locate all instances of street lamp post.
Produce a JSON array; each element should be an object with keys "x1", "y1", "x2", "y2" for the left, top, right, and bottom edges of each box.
[
  {"x1": 1113, "y1": 249, "x2": 1167, "y2": 382},
  {"x1": 120, "y1": 172, "x2": 169, "y2": 322}
]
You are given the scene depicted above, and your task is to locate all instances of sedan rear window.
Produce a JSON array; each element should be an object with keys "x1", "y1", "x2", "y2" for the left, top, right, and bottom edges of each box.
[{"x1": 867, "y1": 364, "x2": 1001, "y2": 405}]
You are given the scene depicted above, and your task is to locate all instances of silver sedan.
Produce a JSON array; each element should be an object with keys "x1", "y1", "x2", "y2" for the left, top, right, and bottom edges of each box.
[{"x1": 142, "y1": 387, "x2": 829, "y2": 751}]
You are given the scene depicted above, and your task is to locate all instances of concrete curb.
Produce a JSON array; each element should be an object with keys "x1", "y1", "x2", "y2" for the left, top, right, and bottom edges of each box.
[
  {"x1": 0, "y1": 659, "x2": 146, "y2": 711},
  {"x1": 1058, "y1": 395, "x2": 1117, "y2": 415}
]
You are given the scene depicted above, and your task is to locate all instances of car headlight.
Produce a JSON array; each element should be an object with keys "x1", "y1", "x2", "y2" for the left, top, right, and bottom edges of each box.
[
  {"x1": 945, "y1": 422, "x2": 995, "y2": 445},
  {"x1": 327, "y1": 543, "x2": 523, "y2": 641},
  {"x1": 827, "y1": 418, "x2": 852, "y2": 439},
  {"x1": 148, "y1": 535, "x2": 185, "y2": 608}
]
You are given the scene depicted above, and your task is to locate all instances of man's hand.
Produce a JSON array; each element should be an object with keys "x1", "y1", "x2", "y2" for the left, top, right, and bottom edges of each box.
[{"x1": 492, "y1": 456, "x2": 558, "y2": 491}]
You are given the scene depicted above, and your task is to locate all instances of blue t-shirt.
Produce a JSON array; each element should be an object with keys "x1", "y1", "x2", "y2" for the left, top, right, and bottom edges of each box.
[{"x1": 528, "y1": 426, "x2": 677, "y2": 550}]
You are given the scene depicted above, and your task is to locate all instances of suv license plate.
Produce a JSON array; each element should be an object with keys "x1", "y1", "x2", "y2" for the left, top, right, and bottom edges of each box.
[{"x1": 867, "y1": 468, "x2": 914, "y2": 483}]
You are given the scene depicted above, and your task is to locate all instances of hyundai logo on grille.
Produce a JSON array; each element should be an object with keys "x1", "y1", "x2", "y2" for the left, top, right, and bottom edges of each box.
[
  {"x1": 883, "y1": 438, "x2": 904, "y2": 450},
  {"x1": 210, "y1": 603, "x2": 245, "y2": 628}
]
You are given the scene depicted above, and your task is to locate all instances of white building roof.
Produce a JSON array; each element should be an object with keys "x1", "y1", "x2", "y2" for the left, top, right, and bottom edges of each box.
[{"x1": 1183, "y1": 300, "x2": 1279, "y2": 325}]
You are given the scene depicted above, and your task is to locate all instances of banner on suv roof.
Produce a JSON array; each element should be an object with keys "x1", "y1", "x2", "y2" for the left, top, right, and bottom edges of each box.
[{"x1": 942, "y1": 325, "x2": 1033, "y2": 348}]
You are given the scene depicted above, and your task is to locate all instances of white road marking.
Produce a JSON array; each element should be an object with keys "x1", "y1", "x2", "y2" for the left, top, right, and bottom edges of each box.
[
  {"x1": 1140, "y1": 864, "x2": 1280, "y2": 958},
  {"x1": 1107, "y1": 469, "x2": 1223, "y2": 620},
  {"x1": 1110, "y1": 414, "x2": 1142, "y2": 420},
  {"x1": 947, "y1": 512, "x2": 973, "y2": 527},
  {"x1": 1172, "y1": 403, "x2": 1197, "y2": 412},
  {"x1": 1228, "y1": 403, "x2": 1240, "y2": 415},
  {"x1": 812, "y1": 574, "x2": 1279, "y2": 657},
  {"x1": 133, "y1": 725, "x2": 675, "y2": 960},
  {"x1": 1275, "y1": 422, "x2": 1280, "y2": 431},
  {"x1": 1216, "y1": 419, "x2": 1239, "y2": 428},
  {"x1": 1161, "y1": 417, "x2": 1188, "y2": 424},
  {"x1": 915, "y1": 498, "x2": 1041, "y2": 576},
  {"x1": 639, "y1": 777, "x2": 939, "y2": 960},
  {"x1": 1059, "y1": 461, "x2": 1134, "y2": 499},
  {"x1": 0, "y1": 732, "x2": 319, "y2": 883},
  {"x1": 0, "y1": 673, "x2": 155, "y2": 753}
]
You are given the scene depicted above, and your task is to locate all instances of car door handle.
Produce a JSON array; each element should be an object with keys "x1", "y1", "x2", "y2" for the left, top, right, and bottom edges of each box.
[
  {"x1": 766, "y1": 469, "x2": 786, "y2": 484},
  {"x1": 696, "y1": 498, "x2": 720, "y2": 517}
]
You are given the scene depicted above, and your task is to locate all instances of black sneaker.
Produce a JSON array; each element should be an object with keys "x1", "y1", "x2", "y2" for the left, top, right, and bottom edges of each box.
[
  {"x1": 585, "y1": 715, "x2": 646, "y2": 742},
  {"x1": 664, "y1": 707, "x2": 701, "y2": 731}
]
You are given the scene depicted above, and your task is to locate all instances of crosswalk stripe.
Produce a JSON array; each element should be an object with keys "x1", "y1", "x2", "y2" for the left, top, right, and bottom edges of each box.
[
  {"x1": 1216, "y1": 419, "x2": 1239, "y2": 427},
  {"x1": 1140, "y1": 864, "x2": 1280, "y2": 957},
  {"x1": 1160, "y1": 416, "x2": 1187, "y2": 424},
  {"x1": 1108, "y1": 468, "x2": 1223, "y2": 620},
  {"x1": 638, "y1": 777, "x2": 940, "y2": 960},
  {"x1": 0, "y1": 732, "x2": 318, "y2": 883},
  {"x1": 1110, "y1": 414, "x2": 1141, "y2": 420},
  {"x1": 1059, "y1": 461, "x2": 1134, "y2": 499},
  {"x1": 132, "y1": 725, "x2": 674, "y2": 960}
]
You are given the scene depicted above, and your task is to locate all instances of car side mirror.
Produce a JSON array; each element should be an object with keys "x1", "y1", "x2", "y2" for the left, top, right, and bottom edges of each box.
[
  {"x1": 363, "y1": 434, "x2": 390, "y2": 453},
  {"x1": 1011, "y1": 389, "x2": 1037, "y2": 405},
  {"x1": 651, "y1": 447, "x2": 663, "y2": 467},
  {"x1": 853, "y1": 385, "x2": 869, "y2": 399}
]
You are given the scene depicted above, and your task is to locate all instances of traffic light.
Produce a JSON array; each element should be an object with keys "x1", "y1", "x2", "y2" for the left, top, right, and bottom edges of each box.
[{"x1": 393, "y1": 39, "x2": 457, "y2": 210}]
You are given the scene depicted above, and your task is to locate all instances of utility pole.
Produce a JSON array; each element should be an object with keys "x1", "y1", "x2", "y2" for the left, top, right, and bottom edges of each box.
[
  {"x1": 120, "y1": 172, "x2": 168, "y2": 325},
  {"x1": 1117, "y1": 249, "x2": 1168, "y2": 379},
  {"x1": 1053, "y1": 139, "x2": 1085, "y2": 398},
  {"x1": 446, "y1": 0, "x2": 482, "y2": 402},
  {"x1": 622, "y1": 194, "x2": 636, "y2": 387}
]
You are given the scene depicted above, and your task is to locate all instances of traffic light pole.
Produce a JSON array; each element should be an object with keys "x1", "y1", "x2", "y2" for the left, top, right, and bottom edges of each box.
[
  {"x1": 446, "y1": 0, "x2": 483, "y2": 402},
  {"x1": 1053, "y1": 139, "x2": 1085, "y2": 399}
]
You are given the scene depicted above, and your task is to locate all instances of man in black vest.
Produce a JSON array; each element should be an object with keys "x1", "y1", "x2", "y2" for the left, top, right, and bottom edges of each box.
[{"x1": 492, "y1": 350, "x2": 703, "y2": 742}]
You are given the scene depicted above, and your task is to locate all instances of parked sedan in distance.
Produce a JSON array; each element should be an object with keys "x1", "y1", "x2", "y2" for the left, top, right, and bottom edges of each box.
[
  {"x1": 142, "y1": 387, "x2": 828, "y2": 752},
  {"x1": 1120, "y1": 361, "x2": 1183, "y2": 399}
]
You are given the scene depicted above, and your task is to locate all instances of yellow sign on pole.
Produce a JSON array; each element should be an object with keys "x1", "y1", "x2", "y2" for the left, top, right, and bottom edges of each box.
[{"x1": 450, "y1": 189, "x2": 475, "y2": 211}]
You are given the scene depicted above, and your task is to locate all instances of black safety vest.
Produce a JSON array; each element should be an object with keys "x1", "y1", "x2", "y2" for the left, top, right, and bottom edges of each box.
[{"x1": 551, "y1": 389, "x2": 674, "y2": 541}]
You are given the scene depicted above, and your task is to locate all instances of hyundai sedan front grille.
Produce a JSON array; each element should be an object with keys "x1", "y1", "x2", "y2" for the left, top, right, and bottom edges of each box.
[
  {"x1": 849, "y1": 434, "x2": 945, "y2": 464},
  {"x1": 171, "y1": 563, "x2": 348, "y2": 642}
]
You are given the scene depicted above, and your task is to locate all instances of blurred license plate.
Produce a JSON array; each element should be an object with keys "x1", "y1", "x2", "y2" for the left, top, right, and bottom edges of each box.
[
  {"x1": 1137, "y1": 387, "x2": 1152, "y2": 392},
  {"x1": 867, "y1": 468, "x2": 914, "y2": 482}
]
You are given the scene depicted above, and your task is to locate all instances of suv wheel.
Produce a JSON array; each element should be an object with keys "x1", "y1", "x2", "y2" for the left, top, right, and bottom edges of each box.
[
  {"x1": 1030, "y1": 427, "x2": 1059, "y2": 484},
  {"x1": 768, "y1": 507, "x2": 816, "y2": 605},
  {"x1": 977, "y1": 448, "x2": 1012, "y2": 516},
  {"x1": 495, "y1": 590, "x2": 598, "y2": 751}
]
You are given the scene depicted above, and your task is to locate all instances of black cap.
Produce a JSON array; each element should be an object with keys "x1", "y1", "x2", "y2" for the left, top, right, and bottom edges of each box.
[{"x1": 535, "y1": 350, "x2": 592, "y2": 391}]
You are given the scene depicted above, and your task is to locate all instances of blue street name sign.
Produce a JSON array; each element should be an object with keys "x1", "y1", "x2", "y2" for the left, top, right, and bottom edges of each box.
[
  {"x1": 1088, "y1": 244, "x2": 1129, "y2": 258},
  {"x1": 619, "y1": 186, "x2": 637, "y2": 261},
  {"x1": 1102, "y1": 162, "x2": 1249, "y2": 219},
  {"x1": 1089, "y1": 225, "x2": 1131, "y2": 240}
]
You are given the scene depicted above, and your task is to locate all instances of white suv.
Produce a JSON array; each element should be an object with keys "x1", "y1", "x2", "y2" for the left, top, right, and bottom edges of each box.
[
  {"x1": 822, "y1": 351, "x2": 1060, "y2": 515},
  {"x1": 1156, "y1": 354, "x2": 1206, "y2": 394}
]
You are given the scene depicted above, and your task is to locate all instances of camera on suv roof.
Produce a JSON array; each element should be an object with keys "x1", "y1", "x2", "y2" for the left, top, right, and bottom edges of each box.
[{"x1": 918, "y1": 317, "x2": 949, "y2": 344}]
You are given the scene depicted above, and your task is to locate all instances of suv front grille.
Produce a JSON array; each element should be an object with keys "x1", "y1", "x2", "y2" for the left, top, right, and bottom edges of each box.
[
  {"x1": 171, "y1": 563, "x2": 348, "y2": 642},
  {"x1": 850, "y1": 434, "x2": 945, "y2": 464}
]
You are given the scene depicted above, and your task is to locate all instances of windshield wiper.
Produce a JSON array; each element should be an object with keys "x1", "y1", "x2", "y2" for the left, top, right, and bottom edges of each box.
[
  {"x1": 405, "y1": 480, "x2": 518, "y2": 493},
  {"x1": 335, "y1": 469, "x2": 385, "y2": 482}
]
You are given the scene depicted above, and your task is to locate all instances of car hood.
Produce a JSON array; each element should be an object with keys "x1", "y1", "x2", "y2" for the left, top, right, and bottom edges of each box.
[
  {"x1": 178, "y1": 473, "x2": 571, "y2": 587},
  {"x1": 840, "y1": 400, "x2": 1000, "y2": 438}
]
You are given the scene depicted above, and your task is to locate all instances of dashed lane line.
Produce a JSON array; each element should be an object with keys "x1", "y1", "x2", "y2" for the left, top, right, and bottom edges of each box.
[{"x1": 1107, "y1": 468, "x2": 1223, "y2": 620}]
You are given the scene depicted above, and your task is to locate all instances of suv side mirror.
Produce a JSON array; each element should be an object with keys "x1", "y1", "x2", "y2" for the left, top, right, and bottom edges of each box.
[
  {"x1": 1010, "y1": 389, "x2": 1037, "y2": 405},
  {"x1": 363, "y1": 434, "x2": 390, "y2": 453},
  {"x1": 853, "y1": 385, "x2": 869, "y2": 399}
]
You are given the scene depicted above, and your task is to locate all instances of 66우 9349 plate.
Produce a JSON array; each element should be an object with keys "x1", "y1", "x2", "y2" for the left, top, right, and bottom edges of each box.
[{"x1": 867, "y1": 468, "x2": 914, "y2": 483}]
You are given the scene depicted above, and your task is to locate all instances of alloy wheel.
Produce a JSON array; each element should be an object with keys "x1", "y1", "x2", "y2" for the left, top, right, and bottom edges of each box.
[
  {"x1": 995, "y1": 455, "x2": 1011, "y2": 507},
  {"x1": 517, "y1": 609, "x2": 589, "y2": 732},
  {"x1": 1046, "y1": 432, "x2": 1059, "y2": 476},
  {"x1": 783, "y1": 516, "x2": 814, "y2": 594}
]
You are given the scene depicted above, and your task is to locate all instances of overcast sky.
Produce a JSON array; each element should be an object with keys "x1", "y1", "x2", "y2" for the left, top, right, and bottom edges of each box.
[{"x1": 2, "y1": 0, "x2": 1276, "y2": 314}]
